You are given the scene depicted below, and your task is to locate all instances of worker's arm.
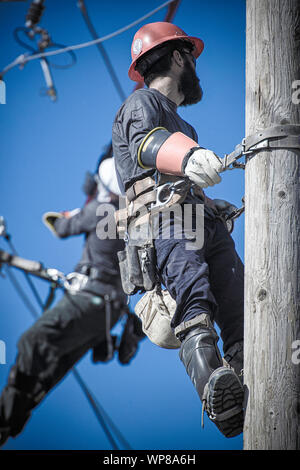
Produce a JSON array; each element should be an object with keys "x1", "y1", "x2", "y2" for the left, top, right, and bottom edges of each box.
[
  {"x1": 138, "y1": 127, "x2": 223, "y2": 188},
  {"x1": 43, "y1": 199, "x2": 99, "y2": 238},
  {"x1": 114, "y1": 90, "x2": 222, "y2": 189}
]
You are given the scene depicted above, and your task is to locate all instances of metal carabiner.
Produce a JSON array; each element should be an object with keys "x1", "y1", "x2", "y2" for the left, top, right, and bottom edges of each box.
[
  {"x1": 155, "y1": 182, "x2": 175, "y2": 208},
  {"x1": 154, "y1": 179, "x2": 189, "y2": 210},
  {"x1": 64, "y1": 272, "x2": 88, "y2": 293}
]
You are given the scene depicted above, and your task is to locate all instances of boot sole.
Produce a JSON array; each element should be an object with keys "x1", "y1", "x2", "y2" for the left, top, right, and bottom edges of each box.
[
  {"x1": 207, "y1": 368, "x2": 244, "y2": 438},
  {"x1": 0, "y1": 429, "x2": 10, "y2": 447}
]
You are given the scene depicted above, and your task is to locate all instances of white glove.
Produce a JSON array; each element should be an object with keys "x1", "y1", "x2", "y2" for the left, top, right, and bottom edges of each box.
[{"x1": 184, "y1": 148, "x2": 223, "y2": 188}]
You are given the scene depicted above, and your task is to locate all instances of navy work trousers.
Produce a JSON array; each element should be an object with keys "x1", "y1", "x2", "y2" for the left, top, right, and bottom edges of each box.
[
  {"x1": 15, "y1": 291, "x2": 122, "y2": 390},
  {"x1": 154, "y1": 212, "x2": 244, "y2": 354}
]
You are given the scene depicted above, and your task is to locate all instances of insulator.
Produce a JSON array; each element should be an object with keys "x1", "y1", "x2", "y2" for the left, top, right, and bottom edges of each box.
[{"x1": 25, "y1": 1, "x2": 45, "y2": 28}]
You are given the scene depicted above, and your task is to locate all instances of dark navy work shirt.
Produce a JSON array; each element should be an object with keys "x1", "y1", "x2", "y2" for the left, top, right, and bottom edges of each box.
[
  {"x1": 54, "y1": 198, "x2": 124, "y2": 295},
  {"x1": 112, "y1": 88, "x2": 198, "y2": 191}
]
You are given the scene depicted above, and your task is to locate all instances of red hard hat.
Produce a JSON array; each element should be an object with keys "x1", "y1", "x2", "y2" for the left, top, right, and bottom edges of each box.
[{"x1": 128, "y1": 22, "x2": 204, "y2": 82}]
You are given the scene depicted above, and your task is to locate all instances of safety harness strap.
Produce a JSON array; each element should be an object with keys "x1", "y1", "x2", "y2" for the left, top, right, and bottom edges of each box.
[
  {"x1": 116, "y1": 175, "x2": 194, "y2": 238},
  {"x1": 223, "y1": 124, "x2": 300, "y2": 169},
  {"x1": 126, "y1": 176, "x2": 156, "y2": 202},
  {"x1": 174, "y1": 313, "x2": 214, "y2": 338}
]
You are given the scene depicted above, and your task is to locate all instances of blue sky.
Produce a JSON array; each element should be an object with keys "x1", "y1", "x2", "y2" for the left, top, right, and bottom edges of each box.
[{"x1": 0, "y1": 0, "x2": 245, "y2": 450}]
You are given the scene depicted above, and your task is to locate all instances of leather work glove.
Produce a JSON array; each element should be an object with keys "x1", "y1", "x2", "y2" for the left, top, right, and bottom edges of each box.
[
  {"x1": 184, "y1": 148, "x2": 223, "y2": 188},
  {"x1": 42, "y1": 211, "x2": 63, "y2": 236},
  {"x1": 42, "y1": 209, "x2": 80, "y2": 236}
]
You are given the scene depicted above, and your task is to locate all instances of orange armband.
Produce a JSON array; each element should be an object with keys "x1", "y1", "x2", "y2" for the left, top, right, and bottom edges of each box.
[{"x1": 137, "y1": 127, "x2": 199, "y2": 175}]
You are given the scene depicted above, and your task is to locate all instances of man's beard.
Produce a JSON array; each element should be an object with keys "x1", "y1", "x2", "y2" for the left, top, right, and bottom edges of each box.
[{"x1": 178, "y1": 58, "x2": 203, "y2": 106}]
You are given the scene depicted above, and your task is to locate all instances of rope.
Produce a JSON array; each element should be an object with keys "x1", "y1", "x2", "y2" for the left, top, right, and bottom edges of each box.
[{"x1": 0, "y1": 0, "x2": 176, "y2": 78}]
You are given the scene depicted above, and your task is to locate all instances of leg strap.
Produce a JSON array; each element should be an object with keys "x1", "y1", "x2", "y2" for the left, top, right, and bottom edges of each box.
[{"x1": 174, "y1": 313, "x2": 214, "y2": 338}]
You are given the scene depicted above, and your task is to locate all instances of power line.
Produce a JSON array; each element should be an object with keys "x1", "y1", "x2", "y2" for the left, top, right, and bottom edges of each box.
[
  {"x1": 0, "y1": 0, "x2": 176, "y2": 78},
  {"x1": 72, "y1": 368, "x2": 120, "y2": 450},
  {"x1": 5, "y1": 234, "x2": 45, "y2": 311},
  {"x1": 78, "y1": 0, "x2": 127, "y2": 103},
  {"x1": 0, "y1": 0, "x2": 181, "y2": 448},
  {"x1": 3, "y1": 266, "x2": 40, "y2": 320}
]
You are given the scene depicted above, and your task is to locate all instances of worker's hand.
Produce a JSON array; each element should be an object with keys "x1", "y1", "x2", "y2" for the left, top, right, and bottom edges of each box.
[
  {"x1": 61, "y1": 208, "x2": 81, "y2": 219},
  {"x1": 184, "y1": 148, "x2": 223, "y2": 188},
  {"x1": 213, "y1": 199, "x2": 238, "y2": 218}
]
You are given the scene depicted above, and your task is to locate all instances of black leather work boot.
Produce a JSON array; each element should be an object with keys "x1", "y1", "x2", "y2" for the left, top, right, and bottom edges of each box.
[
  {"x1": 177, "y1": 315, "x2": 244, "y2": 438},
  {"x1": 118, "y1": 313, "x2": 145, "y2": 365},
  {"x1": 223, "y1": 341, "x2": 244, "y2": 382},
  {"x1": 0, "y1": 366, "x2": 45, "y2": 447}
]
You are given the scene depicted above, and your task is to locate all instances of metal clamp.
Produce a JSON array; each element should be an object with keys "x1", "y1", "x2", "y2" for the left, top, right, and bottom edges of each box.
[{"x1": 222, "y1": 124, "x2": 300, "y2": 171}]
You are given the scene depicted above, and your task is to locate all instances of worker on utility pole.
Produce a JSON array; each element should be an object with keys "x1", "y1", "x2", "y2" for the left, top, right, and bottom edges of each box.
[
  {"x1": 0, "y1": 157, "x2": 145, "y2": 447},
  {"x1": 112, "y1": 22, "x2": 245, "y2": 438}
]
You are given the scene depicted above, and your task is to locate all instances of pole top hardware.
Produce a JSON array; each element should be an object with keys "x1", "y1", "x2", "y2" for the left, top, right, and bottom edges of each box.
[{"x1": 222, "y1": 124, "x2": 300, "y2": 171}]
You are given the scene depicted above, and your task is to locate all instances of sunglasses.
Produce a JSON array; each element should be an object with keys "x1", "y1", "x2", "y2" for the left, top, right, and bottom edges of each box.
[{"x1": 182, "y1": 49, "x2": 196, "y2": 67}]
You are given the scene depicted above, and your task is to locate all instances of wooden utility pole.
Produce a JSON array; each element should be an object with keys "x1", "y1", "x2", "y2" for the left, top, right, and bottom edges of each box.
[{"x1": 244, "y1": 0, "x2": 300, "y2": 449}]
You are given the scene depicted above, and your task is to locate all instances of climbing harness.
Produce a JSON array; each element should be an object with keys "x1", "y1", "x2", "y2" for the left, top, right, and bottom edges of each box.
[
  {"x1": 116, "y1": 123, "x2": 300, "y2": 297},
  {"x1": 116, "y1": 174, "x2": 191, "y2": 296}
]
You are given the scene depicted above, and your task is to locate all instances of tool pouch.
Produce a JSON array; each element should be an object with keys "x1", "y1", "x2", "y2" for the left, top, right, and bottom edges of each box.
[
  {"x1": 117, "y1": 248, "x2": 139, "y2": 295},
  {"x1": 117, "y1": 244, "x2": 157, "y2": 295},
  {"x1": 128, "y1": 244, "x2": 144, "y2": 286},
  {"x1": 138, "y1": 245, "x2": 156, "y2": 292},
  {"x1": 134, "y1": 288, "x2": 181, "y2": 349}
]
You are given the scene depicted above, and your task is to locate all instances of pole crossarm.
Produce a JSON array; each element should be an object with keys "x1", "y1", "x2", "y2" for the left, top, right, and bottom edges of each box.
[{"x1": 222, "y1": 124, "x2": 300, "y2": 170}]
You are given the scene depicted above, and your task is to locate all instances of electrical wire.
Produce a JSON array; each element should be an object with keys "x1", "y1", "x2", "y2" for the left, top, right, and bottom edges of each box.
[
  {"x1": 72, "y1": 369, "x2": 119, "y2": 450},
  {"x1": 0, "y1": 0, "x2": 176, "y2": 78},
  {"x1": 3, "y1": 266, "x2": 40, "y2": 320},
  {"x1": 78, "y1": 0, "x2": 126, "y2": 102},
  {"x1": 90, "y1": 391, "x2": 133, "y2": 450},
  {"x1": 0, "y1": 0, "x2": 181, "y2": 447},
  {"x1": 14, "y1": 27, "x2": 77, "y2": 69},
  {"x1": 4, "y1": 234, "x2": 45, "y2": 311}
]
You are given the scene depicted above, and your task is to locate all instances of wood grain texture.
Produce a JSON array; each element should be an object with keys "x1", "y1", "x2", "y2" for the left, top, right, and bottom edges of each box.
[{"x1": 244, "y1": 0, "x2": 300, "y2": 450}]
